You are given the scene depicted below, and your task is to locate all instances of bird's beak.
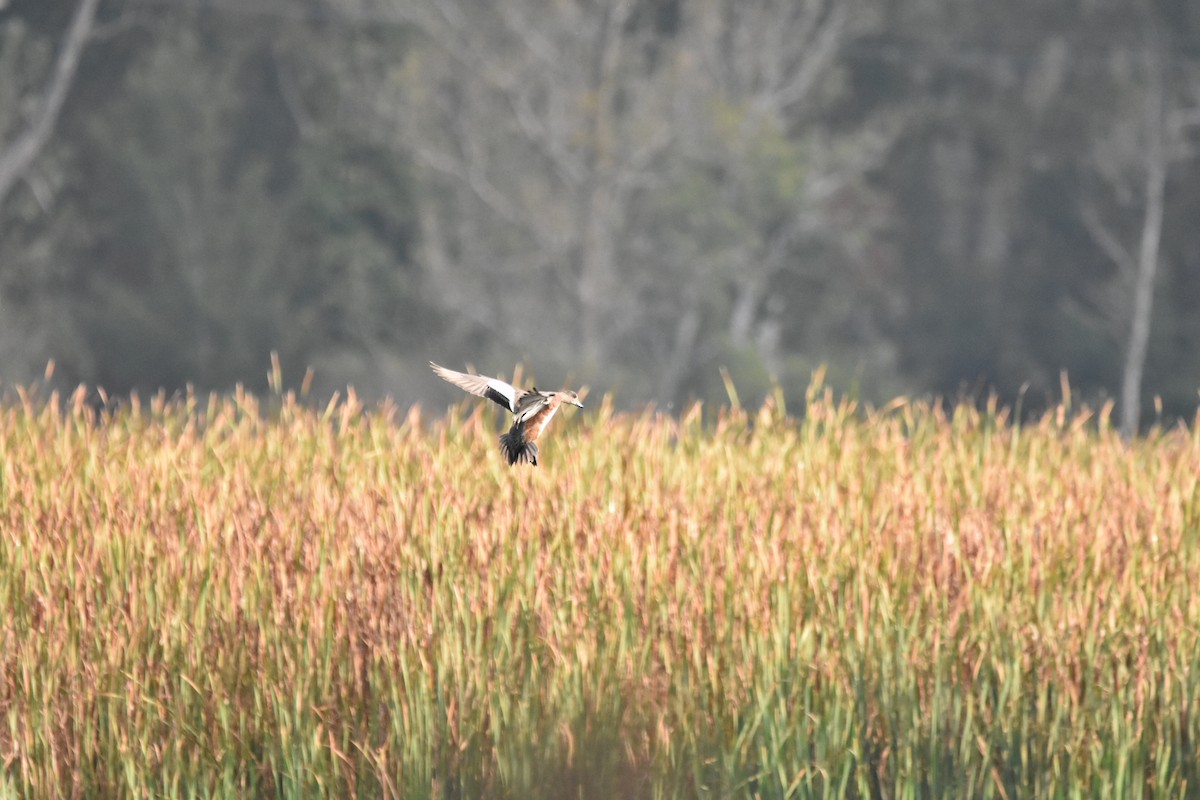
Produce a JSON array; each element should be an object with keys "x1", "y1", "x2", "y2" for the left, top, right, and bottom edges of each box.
[{"x1": 574, "y1": 399, "x2": 584, "y2": 408}]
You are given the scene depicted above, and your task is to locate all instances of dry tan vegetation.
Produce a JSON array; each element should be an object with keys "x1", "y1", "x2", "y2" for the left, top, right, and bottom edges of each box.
[{"x1": 1, "y1": 377, "x2": 1198, "y2": 798}]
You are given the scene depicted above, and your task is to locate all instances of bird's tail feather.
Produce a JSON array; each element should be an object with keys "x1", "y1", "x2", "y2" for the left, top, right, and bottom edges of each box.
[{"x1": 499, "y1": 427, "x2": 538, "y2": 466}]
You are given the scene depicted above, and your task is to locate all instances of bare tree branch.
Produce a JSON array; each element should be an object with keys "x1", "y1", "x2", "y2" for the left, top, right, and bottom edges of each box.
[
  {"x1": 0, "y1": 0, "x2": 100, "y2": 208},
  {"x1": 771, "y1": 3, "x2": 850, "y2": 111},
  {"x1": 273, "y1": 48, "x2": 315, "y2": 139},
  {"x1": 409, "y1": 143, "x2": 525, "y2": 227},
  {"x1": 1080, "y1": 200, "x2": 1136, "y2": 277}
]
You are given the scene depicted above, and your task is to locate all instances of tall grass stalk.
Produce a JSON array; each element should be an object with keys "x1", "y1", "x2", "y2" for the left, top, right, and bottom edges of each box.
[{"x1": 1, "y1": 380, "x2": 1198, "y2": 798}]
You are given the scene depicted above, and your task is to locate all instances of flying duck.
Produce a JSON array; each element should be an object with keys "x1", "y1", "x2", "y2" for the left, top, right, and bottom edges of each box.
[{"x1": 430, "y1": 362, "x2": 584, "y2": 466}]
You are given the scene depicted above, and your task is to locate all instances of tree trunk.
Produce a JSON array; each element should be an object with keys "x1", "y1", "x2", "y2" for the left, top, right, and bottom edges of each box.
[
  {"x1": 1119, "y1": 44, "x2": 1167, "y2": 438},
  {"x1": 575, "y1": 0, "x2": 633, "y2": 370},
  {"x1": 657, "y1": 290, "x2": 702, "y2": 404}
]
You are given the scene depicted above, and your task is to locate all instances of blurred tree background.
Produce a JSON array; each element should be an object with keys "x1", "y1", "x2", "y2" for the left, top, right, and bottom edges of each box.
[{"x1": 1, "y1": 0, "x2": 1198, "y2": 430}]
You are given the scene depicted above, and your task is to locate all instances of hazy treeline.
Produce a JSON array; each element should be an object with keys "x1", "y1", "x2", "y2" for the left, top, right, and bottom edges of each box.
[{"x1": 1, "y1": 0, "x2": 1198, "y2": 426}]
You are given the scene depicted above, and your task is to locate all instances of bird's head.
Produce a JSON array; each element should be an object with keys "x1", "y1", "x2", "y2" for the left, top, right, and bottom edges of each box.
[{"x1": 561, "y1": 390, "x2": 584, "y2": 408}]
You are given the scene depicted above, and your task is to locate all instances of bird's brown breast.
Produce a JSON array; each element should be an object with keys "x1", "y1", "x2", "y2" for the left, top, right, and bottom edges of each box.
[{"x1": 522, "y1": 403, "x2": 560, "y2": 443}]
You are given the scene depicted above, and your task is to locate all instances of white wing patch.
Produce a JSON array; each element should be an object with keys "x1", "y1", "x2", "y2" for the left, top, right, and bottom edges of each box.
[{"x1": 430, "y1": 362, "x2": 521, "y2": 412}]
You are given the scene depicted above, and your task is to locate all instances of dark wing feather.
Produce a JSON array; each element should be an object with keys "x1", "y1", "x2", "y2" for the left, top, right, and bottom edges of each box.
[{"x1": 513, "y1": 392, "x2": 550, "y2": 425}]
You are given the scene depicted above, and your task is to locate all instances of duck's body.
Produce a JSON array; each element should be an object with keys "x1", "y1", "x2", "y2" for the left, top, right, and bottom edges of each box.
[{"x1": 430, "y1": 362, "x2": 583, "y2": 466}]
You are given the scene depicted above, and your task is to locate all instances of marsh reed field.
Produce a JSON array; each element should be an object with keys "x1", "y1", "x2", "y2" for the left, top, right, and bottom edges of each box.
[{"x1": 1, "y1": 376, "x2": 1199, "y2": 798}]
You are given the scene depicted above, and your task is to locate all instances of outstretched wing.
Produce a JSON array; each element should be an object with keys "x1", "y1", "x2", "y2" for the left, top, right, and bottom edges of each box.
[{"x1": 430, "y1": 362, "x2": 521, "y2": 412}]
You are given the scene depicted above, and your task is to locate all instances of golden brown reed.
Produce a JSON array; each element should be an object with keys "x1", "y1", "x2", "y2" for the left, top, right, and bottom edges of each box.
[{"x1": 1, "y1": 378, "x2": 1198, "y2": 797}]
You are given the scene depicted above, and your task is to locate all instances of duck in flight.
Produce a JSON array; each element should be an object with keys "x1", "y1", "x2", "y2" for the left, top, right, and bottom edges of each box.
[{"x1": 430, "y1": 362, "x2": 584, "y2": 466}]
